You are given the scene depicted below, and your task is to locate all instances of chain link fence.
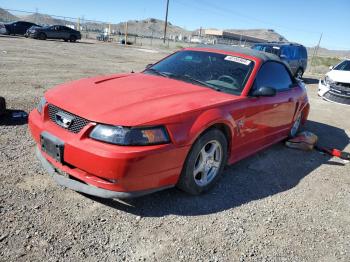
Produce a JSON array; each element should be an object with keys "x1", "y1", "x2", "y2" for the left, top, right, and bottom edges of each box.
[{"x1": 0, "y1": 8, "x2": 199, "y2": 49}]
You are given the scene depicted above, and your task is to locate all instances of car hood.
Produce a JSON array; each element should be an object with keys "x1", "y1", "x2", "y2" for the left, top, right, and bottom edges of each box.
[
  {"x1": 327, "y1": 70, "x2": 350, "y2": 83},
  {"x1": 45, "y1": 73, "x2": 239, "y2": 126}
]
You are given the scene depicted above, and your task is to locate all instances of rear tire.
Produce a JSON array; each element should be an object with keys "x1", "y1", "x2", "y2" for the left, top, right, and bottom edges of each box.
[
  {"x1": 69, "y1": 35, "x2": 77, "y2": 42},
  {"x1": 38, "y1": 33, "x2": 46, "y2": 40},
  {"x1": 177, "y1": 129, "x2": 228, "y2": 195},
  {"x1": 64, "y1": 39, "x2": 68, "y2": 42}
]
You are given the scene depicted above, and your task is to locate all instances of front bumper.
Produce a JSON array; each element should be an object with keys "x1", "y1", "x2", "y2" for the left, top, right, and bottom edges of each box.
[
  {"x1": 26, "y1": 31, "x2": 39, "y2": 38},
  {"x1": 29, "y1": 108, "x2": 190, "y2": 197},
  {"x1": 318, "y1": 80, "x2": 350, "y2": 105},
  {"x1": 35, "y1": 147, "x2": 173, "y2": 198}
]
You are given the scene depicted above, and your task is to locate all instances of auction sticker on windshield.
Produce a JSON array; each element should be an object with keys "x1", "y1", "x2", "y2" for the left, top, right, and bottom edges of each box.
[{"x1": 224, "y1": 56, "x2": 251, "y2": 65}]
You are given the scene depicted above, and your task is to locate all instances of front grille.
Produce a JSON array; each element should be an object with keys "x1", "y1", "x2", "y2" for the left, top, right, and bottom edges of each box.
[
  {"x1": 324, "y1": 92, "x2": 350, "y2": 105},
  {"x1": 48, "y1": 104, "x2": 90, "y2": 133},
  {"x1": 329, "y1": 82, "x2": 350, "y2": 98},
  {"x1": 334, "y1": 82, "x2": 350, "y2": 88}
]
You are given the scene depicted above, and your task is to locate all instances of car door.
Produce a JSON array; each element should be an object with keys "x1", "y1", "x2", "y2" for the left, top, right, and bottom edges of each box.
[
  {"x1": 21, "y1": 22, "x2": 33, "y2": 34},
  {"x1": 57, "y1": 26, "x2": 68, "y2": 39},
  {"x1": 12, "y1": 22, "x2": 18, "y2": 35},
  {"x1": 49, "y1": 26, "x2": 60, "y2": 39},
  {"x1": 234, "y1": 61, "x2": 297, "y2": 152},
  {"x1": 14, "y1": 22, "x2": 24, "y2": 34}
]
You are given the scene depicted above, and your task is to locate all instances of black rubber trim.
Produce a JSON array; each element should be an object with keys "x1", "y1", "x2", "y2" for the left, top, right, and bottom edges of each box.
[{"x1": 35, "y1": 147, "x2": 173, "y2": 199}]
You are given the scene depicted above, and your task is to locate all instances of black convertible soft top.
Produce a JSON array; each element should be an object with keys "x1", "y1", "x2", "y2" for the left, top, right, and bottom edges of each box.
[{"x1": 195, "y1": 44, "x2": 281, "y2": 63}]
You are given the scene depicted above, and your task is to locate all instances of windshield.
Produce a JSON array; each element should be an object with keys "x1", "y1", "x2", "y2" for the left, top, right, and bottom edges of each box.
[
  {"x1": 144, "y1": 50, "x2": 255, "y2": 95},
  {"x1": 252, "y1": 45, "x2": 280, "y2": 56},
  {"x1": 334, "y1": 60, "x2": 350, "y2": 71}
]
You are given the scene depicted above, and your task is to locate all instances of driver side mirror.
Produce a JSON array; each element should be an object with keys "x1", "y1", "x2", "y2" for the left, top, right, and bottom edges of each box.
[
  {"x1": 252, "y1": 86, "x2": 276, "y2": 97},
  {"x1": 146, "y1": 63, "x2": 153, "y2": 69},
  {"x1": 329, "y1": 65, "x2": 334, "y2": 70}
]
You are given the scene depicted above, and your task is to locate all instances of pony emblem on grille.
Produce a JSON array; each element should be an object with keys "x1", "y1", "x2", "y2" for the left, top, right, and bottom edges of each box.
[{"x1": 55, "y1": 111, "x2": 74, "y2": 129}]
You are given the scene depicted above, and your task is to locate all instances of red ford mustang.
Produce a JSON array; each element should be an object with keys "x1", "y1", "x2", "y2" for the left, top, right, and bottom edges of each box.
[{"x1": 29, "y1": 45, "x2": 309, "y2": 198}]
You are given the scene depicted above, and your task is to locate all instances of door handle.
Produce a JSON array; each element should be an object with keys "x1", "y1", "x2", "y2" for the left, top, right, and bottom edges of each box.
[{"x1": 288, "y1": 98, "x2": 295, "y2": 102}]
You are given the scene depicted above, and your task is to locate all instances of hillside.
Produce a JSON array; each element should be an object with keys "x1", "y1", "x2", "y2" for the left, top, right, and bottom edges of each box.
[
  {"x1": 1, "y1": 8, "x2": 348, "y2": 56},
  {"x1": 307, "y1": 46, "x2": 350, "y2": 58},
  {"x1": 112, "y1": 18, "x2": 191, "y2": 38},
  {"x1": 0, "y1": 8, "x2": 18, "y2": 22},
  {"x1": 23, "y1": 13, "x2": 66, "y2": 25}
]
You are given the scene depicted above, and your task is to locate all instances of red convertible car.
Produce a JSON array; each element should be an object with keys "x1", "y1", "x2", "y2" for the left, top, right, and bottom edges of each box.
[{"x1": 29, "y1": 45, "x2": 309, "y2": 198}]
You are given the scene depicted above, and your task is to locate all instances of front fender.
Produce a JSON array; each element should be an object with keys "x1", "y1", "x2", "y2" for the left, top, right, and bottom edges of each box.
[{"x1": 187, "y1": 108, "x2": 236, "y2": 145}]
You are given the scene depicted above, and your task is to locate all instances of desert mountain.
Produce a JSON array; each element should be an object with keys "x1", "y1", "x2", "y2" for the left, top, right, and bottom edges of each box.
[
  {"x1": 112, "y1": 18, "x2": 191, "y2": 38},
  {"x1": 0, "y1": 8, "x2": 19, "y2": 22},
  {"x1": 225, "y1": 29, "x2": 287, "y2": 42}
]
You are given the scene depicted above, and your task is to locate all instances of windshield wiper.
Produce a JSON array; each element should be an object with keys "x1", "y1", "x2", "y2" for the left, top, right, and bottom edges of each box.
[
  {"x1": 144, "y1": 68, "x2": 169, "y2": 78},
  {"x1": 164, "y1": 73, "x2": 222, "y2": 91}
]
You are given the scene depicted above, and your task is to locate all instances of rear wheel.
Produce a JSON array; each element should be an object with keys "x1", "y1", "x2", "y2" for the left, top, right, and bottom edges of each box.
[
  {"x1": 69, "y1": 35, "x2": 77, "y2": 42},
  {"x1": 38, "y1": 33, "x2": 46, "y2": 40},
  {"x1": 64, "y1": 39, "x2": 68, "y2": 42},
  {"x1": 177, "y1": 129, "x2": 228, "y2": 195}
]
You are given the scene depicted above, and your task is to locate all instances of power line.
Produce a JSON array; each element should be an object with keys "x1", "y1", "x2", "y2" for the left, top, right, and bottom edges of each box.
[
  {"x1": 3, "y1": 8, "x2": 108, "y2": 24},
  {"x1": 174, "y1": 0, "x2": 321, "y2": 35},
  {"x1": 163, "y1": 0, "x2": 170, "y2": 43}
]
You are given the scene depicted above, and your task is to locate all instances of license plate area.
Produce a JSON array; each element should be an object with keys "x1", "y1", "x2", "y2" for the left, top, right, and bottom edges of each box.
[{"x1": 40, "y1": 131, "x2": 64, "y2": 163}]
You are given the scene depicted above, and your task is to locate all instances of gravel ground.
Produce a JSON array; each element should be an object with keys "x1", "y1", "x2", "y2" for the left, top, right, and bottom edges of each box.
[{"x1": 0, "y1": 36, "x2": 349, "y2": 262}]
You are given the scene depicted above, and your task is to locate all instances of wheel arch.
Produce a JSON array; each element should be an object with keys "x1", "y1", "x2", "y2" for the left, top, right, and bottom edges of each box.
[
  {"x1": 300, "y1": 102, "x2": 310, "y2": 125},
  {"x1": 39, "y1": 32, "x2": 47, "y2": 38},
  {"x1": 187, "y1": 109, "x2": 236, "y2": 160}
]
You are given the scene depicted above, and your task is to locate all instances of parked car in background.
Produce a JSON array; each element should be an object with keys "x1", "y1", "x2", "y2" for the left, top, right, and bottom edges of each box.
[
  {"x1": 27, "y1": 25, "x2": 81, "y2": 42},
  {"x1": 4, "y1": 21, "x2": 38, "y2": 35},
  {"x1": 252, "y1": 42, "x2": 308, "y2": 78},
  {"x1": 24, "y1": 25, "x2": 42, "y2": 37},
  {"x1": 318, "y1": 59, "x2": 350, "y2": 105},
  {"x1": 0, "y1": 23, "x2": 7, "y2": 34},
  {"x1": 29, "y1": 45, "x2": 309, "y2": 199}
]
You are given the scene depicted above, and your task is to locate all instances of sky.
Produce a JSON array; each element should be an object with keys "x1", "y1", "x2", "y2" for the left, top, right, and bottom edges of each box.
[{"x1": 1, "y1": 0, "x2": 349, "y2": 50}]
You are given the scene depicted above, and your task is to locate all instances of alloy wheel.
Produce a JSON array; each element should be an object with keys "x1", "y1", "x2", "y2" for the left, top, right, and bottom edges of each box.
[{"x1": 193, "y1": 140, "x2": 223, "y2": 187}]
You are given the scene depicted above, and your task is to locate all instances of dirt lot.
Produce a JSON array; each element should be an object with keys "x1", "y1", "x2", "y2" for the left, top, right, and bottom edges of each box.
[{"x1": 0, "y1": 36, "x2": 349, "y2": 262}]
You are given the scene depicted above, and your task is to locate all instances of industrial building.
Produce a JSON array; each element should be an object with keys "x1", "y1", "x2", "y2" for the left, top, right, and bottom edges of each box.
[{"x1": 191, "y1": 28, "x2": 282, "y2": 46}]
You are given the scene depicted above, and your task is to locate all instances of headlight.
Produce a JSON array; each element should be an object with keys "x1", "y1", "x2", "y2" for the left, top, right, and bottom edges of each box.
[
  {"x1": 37, "y1": 97, "x2": 47, "y2": 114},
  {"x1": 89, "y1": 125, "x2": 170, "y2": 146},
  {"x1": 324, "y1": 76, "x2": 335, "y2": 86}
]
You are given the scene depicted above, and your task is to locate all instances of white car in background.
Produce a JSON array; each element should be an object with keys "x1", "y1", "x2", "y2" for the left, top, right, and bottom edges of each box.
[
  {"x1": 0, "y1": 23, "x2": 7, "y2": 34},
  {"x1": 318, "y1": 59, "x2": 350, "y2": 105}
]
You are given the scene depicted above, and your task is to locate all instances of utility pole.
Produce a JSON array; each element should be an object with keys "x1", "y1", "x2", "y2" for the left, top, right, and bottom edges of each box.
[
  {"x1": 310, "y1": 33, "x2": 323, "y2": 74},
  {"x1": 314, "y1": 33, "x2": 323, "y2": 58},
  {"x1": 77, "y1": 17, "x2": 80, "y2": 31},
  {"x1": 35, "y1": 8, "x2": 38, "y2": 25},
  {"x1": 124, "y1": 22, "x2": 128, "y2": 45},
  {"x1": 163, "y1": 0, "x2": 169, "y2": 44}
]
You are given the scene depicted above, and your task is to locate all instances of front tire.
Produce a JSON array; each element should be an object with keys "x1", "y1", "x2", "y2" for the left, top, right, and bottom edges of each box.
[
  {"x1": 177, "y1": 129, "x2": 228, "y2": 195},
  {"x1": 38, "y1": 33, "x2": 46, "y2": 40},
  {"x1": 69, "y1": 35, "x2": 77, "y2": 42}
]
